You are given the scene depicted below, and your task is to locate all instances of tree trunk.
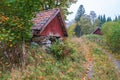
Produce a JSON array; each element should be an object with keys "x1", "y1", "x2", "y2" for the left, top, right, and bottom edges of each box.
[{"x1": 22, "y1": 38, "x2": 26, "y2": 68}]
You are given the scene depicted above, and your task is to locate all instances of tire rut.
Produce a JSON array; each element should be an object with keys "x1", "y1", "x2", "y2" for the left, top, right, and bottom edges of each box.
[{"x1": 79, "y1": 38, "x2": 93, "y2": 80}]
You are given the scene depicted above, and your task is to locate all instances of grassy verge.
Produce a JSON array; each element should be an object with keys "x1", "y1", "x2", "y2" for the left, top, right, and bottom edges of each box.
[
  {"x1": 83, "y1": 35, "x2": 120, "y2": 80},
  {"x1": 113, "y1": 53, "x2": 120, "y2": 61},
  {"x1": 0, "y1": 38, "x2": 86, "y2": 80},
  {"x1": 91, "y1": 48, "x2": 120, "y2": 80}
]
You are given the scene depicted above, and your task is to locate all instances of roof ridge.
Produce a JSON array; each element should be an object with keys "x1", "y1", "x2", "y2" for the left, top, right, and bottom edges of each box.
[
  {"x1": 32, "y1": 8, "x2": 60, "y2": 30},
  {"x1": 39, "y1": 8, "x2": 60, "y2": 33}
]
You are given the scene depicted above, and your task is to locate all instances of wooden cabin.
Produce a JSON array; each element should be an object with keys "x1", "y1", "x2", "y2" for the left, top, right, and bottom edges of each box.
[
  {"x1": 32, "y1": 8, "x2": 68, "y2": 43},
  {"x1": 93, "y1": 27, "x2": 102, "y2": 35}
]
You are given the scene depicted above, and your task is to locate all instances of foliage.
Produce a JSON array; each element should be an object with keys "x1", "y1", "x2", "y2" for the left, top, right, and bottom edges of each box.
[
  {"x1": 93, "y1": 19, "x2": 101, "y2": 27},
  {"x1": 102, "y1": 21, "x2": 120, "y2": 52},
  {"x1": 82, "y1": 37, "x2": 120, "y2": 80},
  {"x1": 107, "y1": 17, "x2": 112, "y2": 22},
  {"x1": 0, "y1": 0, "x2": 44, "y2": 67},
  {"x1": 98, "y1": 14, "x2": 107, "y2": 26},
  {"x1": 75, "y1": 4, "x2": 85, "y2": 22},
  {"x1": 0, "y1": 0, "x2": 77, "y2": 44},
  {"x1": 49, "y1": 40, "x2": 64, "y2": 59},
  {"x1": 67, "y1": 23, "x2": 76, "y2": 37},
  {"x1": 98, "y1": 14, "x2": 113, "y2": 26},
  {"x1": 85, "y1": 34, "x2": 104, "y2": 42},
  {"x1": 49, "y1": 40, "x2": 75, "y2": 60},
  {"x1": 74, "y1": 15, "x2": 95, "y2": 37},
  {"x1": 89, "y1": 11, "x2": 100, "y2": 31},
  {"x1": 74, "y1": 24, "x2": 81, "y2": 37},
  {"x1": 79, "y1": 16, "x2": 93, "y2": 35},
  {"x1": 74, "y1": 4, "x2": 85, "y2": 37},
  {"x1": 113, "y1": 15, "x2": 120, "y2": 21},
  {"x1": 0, "y1": 38, "x2": 85, "y2": 80},
  {"x1": 102, "y1": 14, "x2": 106, "y2": 23},
  {"x1": 92, "y1": 47, "x2": 120, "y2": 80},
  {"x1": 89, "y1": 11, "x2": 97, "y2": 24}
]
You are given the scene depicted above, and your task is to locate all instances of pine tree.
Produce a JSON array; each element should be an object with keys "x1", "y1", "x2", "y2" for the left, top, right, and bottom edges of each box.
[
  {"x1": 114, "y1": 16, "x2": 118, "y2": 21},
  {"x1": 97, "y1": 15, "x2": 102, "y2": 27},
  {"x1": 102, "y1": 14, "x2": 106, "y2": 23},
  {"x1": 118, "y1": 15, "x2": 120, "y2": 20},
  {"x1": 107, "y1": 17, "x2": 112, "y2": 22},
  {"x1": 74, "y1": 24, "x2": 81, "y2": 37},
  {"x1": 75, "y1": 5, "x2": 85, "y2": 22},
  {"x1": 74, "y1": 4, "x2": 85, "y2": 37}
]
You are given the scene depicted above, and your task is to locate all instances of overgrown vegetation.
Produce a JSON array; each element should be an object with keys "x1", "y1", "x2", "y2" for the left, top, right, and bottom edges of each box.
[
  {"x1": 49, "y1": 40, "x2": 75, "y2": 60},
  {"x1": 92, "y1": 47, "x2": 120, "y2": 80},
  {"x1": 67, "y1": 23, "x2": 76, "y2": 37},
  {"x1": 0, "y1": 38, "x2": 86, "y2": 80},
  {"x1": 85, "y1": 34, "x2": 105, "y2": 46},
  {"x1": 82, "y1": 36, "x2": 120, "y2": 80},
  {"x1": 102, "y1": 21, "x2": 120, "y2": 53},
  {"x1": 0, "y1": 0, "x2": 77, "y2": 68}
]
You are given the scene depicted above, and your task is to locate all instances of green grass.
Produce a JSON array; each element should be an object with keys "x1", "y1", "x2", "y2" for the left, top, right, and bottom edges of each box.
[
  {"x1": 83, "y1": 35, "x2": 120, "y2": 80},
  {"x1": 0, "y1": 38, "x2": 86, "y2": 80},
  {"x1": 84, "y1": 34, "x2": 106, "y2": 46},
  {"x1": 1, "y1": 35, "x2": 119, "y2": 80},
  {"x1": 110, "y1": 52, "x2": 120, "y2": 62},
  {"x1": 91, "y1": 48, "x2": 120, "y2": 80}
]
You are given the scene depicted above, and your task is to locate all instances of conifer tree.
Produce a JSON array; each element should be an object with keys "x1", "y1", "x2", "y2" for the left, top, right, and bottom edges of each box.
[
  {"x1": 107, "y1": 17, "x2": 112, "y2": 22},
  {"x1": 75, "y1": 5, "x2": 85, "y2": 22}
]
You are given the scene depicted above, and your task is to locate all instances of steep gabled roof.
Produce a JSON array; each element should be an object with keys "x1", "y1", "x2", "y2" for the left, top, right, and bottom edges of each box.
[
  {"x1": 93, "y1": 27, "x2": 102, "y2": 35},
  {"x1": 32, "y1": 8, "x2": 67, "y2": 36}
]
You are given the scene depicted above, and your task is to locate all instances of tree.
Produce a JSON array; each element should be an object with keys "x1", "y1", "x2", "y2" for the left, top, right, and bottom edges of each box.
[
  {"x1": 102, "y1": 14, "x2": 106, "y2": 23},
  {"x1": 89, "y1": 11, "x2": 96, "y2": 24},
  {"x1": 107, "y1": 17, "x2": 112, "y2": 22},
  {"x1": 97, "y1": 14, "x2": 107, "y2": 26},
  {"x1": 75, "y1": 5, "x2": 85, "y2": 22},
  {"x1": 97, "y1": 15, "x2": 103, "y2": 26},
  {"x1": 98, "y1": 15, "x2": 101, "y2": 20},
  {"x1": 78, "y1": 16, "x2": 93, "y2": 35},
  {"x1": 114, "y1": 16, "x2": 118, "y2": 21},
  {"x1": 93, "y1": 19, "x2": 101, "y2": 28},
  {"x1": 67, "y1": 23, "x2": 76, "y2": 37},
  {"x1": 74, "y1": 24, "x2": 81, "y2": 37},
  {"x1": 118, "y1": 15, "x2": 120, "y2": 20},
  {"x1": 74, "y1": 4, "x2": 85, "y2": 37},
  {"x1": 89, "y1": 11, "x2": 97, "y2": 31},
  {"x1": 102, "y1": 21, "x2": 120, "y2": 52}
]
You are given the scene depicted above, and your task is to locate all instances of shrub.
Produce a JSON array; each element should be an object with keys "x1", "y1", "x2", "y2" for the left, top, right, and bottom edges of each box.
[
  {"x1": 49, "y1": 40, "x2": 75, "y2": 60},
  {"x1": 48, "y1": 40, "x2": 63, "y2": 59},
  {"x1": 67, "y1": 23, "x2": 76, "y2": 37},
  {"x1": 102, "y1": 21, "x2": 120, "y2": 52}
]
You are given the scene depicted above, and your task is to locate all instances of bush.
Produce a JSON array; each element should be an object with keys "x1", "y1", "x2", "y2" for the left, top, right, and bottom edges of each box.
[
  {"x1": 48, "y1": 40, "x2": 63, "y2": 59},
  {"x1": 102, "y1": 21, "x2": 120, "y2": 52},
  {"x1": 49, "y1": 40, "x2": 75, "y2": 60},
  {"x1": 67, "y1": 23, "x2": 76, "y2": 37}
]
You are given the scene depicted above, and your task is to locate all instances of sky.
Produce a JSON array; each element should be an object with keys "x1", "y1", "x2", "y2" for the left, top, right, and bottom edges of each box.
[{"x1": 67, "y1": 0, "x2": 120, "y2": 21}]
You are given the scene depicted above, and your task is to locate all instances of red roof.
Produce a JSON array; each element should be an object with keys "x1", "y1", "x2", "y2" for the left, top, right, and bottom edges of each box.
[{"x1": 32, "y1": 8, "x2": 67, "y2": 35}]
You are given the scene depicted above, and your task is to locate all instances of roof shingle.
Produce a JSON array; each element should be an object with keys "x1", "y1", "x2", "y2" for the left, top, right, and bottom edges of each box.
[{"x1": 32, "y1": 9, "x2": 59, "y2": 30}]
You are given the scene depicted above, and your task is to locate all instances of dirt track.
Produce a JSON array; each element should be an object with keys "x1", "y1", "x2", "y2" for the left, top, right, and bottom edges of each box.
[{"x1": 72, "y1": 38, "x2": 93, "y2": 80}]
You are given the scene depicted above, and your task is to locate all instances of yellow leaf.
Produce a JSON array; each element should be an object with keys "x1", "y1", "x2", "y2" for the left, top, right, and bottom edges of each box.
[{"x1": 9, "y1": 44, "x2": 13, "y2": 47}]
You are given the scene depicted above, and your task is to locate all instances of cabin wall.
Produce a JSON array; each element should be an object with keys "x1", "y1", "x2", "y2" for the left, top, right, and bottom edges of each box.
[{"x1": 40, "y1": 16, "x2": 64, "y2": 37}]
